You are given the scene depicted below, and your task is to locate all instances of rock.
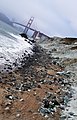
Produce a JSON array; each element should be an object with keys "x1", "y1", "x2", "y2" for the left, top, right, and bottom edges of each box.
[
  {"x1": 56, "y1": 71, "x2": 71, "y2": 78},
  {"x1": 19, "y1": 33, "x2": 28, "y2": 39},
  {"x1": 5, "y1": 95, "x2": 14, "y2": 100},
  {"x1": 45, "y1": 114, "x2": 49, "y2": 118},
  {"x1": 16, "y1": 113, "x2": 21, "y2": 117},
  {"x1": 33, "y1": 92, "x2": 37, "y2": 96},
  {"x1": 19, "y1": 98, "x2": 24, "y2": 102},
  {"x1": 53, "y1": 100, "x2": 60, "y2": 106},
  {"x1": 49, "y1": 88, "x2": 53, "y2": 90},
  {"x1": 0, "y1": 78, "x2": 2, "y2": 83},
  {"x1": 60, "y1": 104, "x2": 65, "y2": 110},
  {"x1": 46, "y1": 92, "x2": 53, "y2": 99},
  {"x1": 40, "y1": 107, "x2": 51, "y2": 115},
  {"x1": 43, "y1": 99, "x2": 49, "y2": 108},
  {"x1": 5, "y1": 95, "x2": 13, "y2": 100},
  {"x1": 57, "y1": 71, "x2": 65, "y2": 75},
  {"x1": 5, "y1": 102, "x2": 12, "y2": 106},
  {"x1": 8, "y1": 66, "x2": 12, "y2": 70},
  {"x1": 69, "y1": 112, "x2": 74, "y2": 116},
  {"x1": 52, "y1": 48, "x2": 57, "y2": 52},
  {"x1": 5, "y1": 107, "x2": 10, "y2": 111},
  {"x1": 52, "y1": 61, "x2": 56, "y2": 65},
  {"x1": 37, "y1": 84, "x2": 41, "y2": 88},
  {"x1": 60, "y1": 115, "x2": 67, "y2": 119}
]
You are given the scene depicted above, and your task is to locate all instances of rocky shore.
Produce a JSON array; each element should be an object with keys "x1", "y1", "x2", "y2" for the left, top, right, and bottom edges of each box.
[{"x1": 0, "y1": 38, "x2": 76, "y2": 120}]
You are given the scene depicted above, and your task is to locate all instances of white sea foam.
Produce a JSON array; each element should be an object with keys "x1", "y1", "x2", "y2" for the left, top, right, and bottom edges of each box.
[{"x1": 0, "y1": 33, "x2": 33, "y2": 67}]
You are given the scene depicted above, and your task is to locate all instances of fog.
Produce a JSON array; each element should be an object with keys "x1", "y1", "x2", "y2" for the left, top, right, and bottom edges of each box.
[{"x1": 0, "y1": 0, "x2": 77, "y2": 37}]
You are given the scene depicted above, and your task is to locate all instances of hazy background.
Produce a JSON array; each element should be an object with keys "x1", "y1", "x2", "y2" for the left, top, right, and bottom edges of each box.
[{"x1": 0, "y1": 0, "x2": 77, "y2": 37}]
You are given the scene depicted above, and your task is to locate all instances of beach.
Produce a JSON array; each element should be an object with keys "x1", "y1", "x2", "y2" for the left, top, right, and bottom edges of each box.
[{"x1": 0, "y1": 36, "x2": 77, "y2": 120}]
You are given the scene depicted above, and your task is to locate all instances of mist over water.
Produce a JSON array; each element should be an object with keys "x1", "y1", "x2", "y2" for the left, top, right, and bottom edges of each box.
[
  {"x1": 0, "y1": 20, "x2": 33, "y2": 70},
  {"x1": 0, "y1": 0, "x2": 77, "y2": 37}
]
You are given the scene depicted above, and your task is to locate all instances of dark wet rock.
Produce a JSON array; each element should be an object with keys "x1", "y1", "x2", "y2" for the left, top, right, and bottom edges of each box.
[
  {"x1": 69, "y1": 112, "x2": 74, "y2": 116},
  {"x1": 5, "y1": 95, "x2": 17, "y2": 100},
  {"x1": 43, "y1": 99, "x2": 49, "y2": 108},
  {"x1": 13, "y1": 62, "x2": 18, "y2": 67},
  {"x1": 8, "y1": 66, "x2": 12, "y2": 70},
  {"x1": 18, "y1": 66, "x2": 22, "y2": 70},
  {"x1": 52, "y1": 61, "x2": 56, "y2": 65},
  {"x1": 61, "y1": 96, "x2": 69, "y2": 106},
  {"x1": 39, "y1": 107, "x2": 51, "y2": 116},
  {"x1": 15, "y1": 81, "x2": 37, "y2": 91},
  {"x1": 4, "y1": 67, "x2": 6, "y2": 70},
  {"x1": 37, "y1": 84, "x2": 42, "y2": 88},
  {"x1": 60, "y1": 115, "x2": 67, "y2": 119},
  {"x1": 39, "y1": 92, "x2": 61, "y2": 116},
  {"x1": 52, "y1": 48, "x2": 57, "y2": 52},
  {"x1": 19, "y1": 33, "x2": 28, "y2": 39},
  {"x1": 0, "y1": 77, "x2": 2, "y2": 83},
  {"x1": 6, "y1": 59, "x2": 9, "y2": 61},
  {"x1": 8, "y1": 71, "x2": 12, "y2": 75},
  {"x1": 52, "y1": 100, "x2": 60, "y2": 106},
  {"x1": 6, "y1": 69, "x2": 9, "y2": 73},
  {"x1": 49, "y1": 88, "x2": 53, "y2": 90}
]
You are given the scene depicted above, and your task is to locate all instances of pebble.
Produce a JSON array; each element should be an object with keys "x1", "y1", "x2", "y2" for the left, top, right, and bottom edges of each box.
[
  {"x1": 16, "y1": 114, "x2": 20, "y2": 117},
  {"x1": 5, "y1": 95, "x2": 14, "y2": 100},
  {"x1": 28, "y1": 89, "x2": 31, "y2": 92},
  {"x1": 19, "y1": 98, "x2": 24, "y2": 102},
  {"x1": 0, "y1": 79, "x2": 2, "y2": 83},
  {"x1": 44, "y1": 99, "x2": 49, "y2": 108},
  {"x1": 5, "y1": 102, "x2": 12, "y2": 106},
  {"x1": 5, "y1": 107, "x2": 10, "y2": 111},
  {"x1": 34, "y1": 92, "x2": 37, "y2": 96},
  {"x1": 60, "y1": 104, "x2": 65, "y2": 110},
  {"x1": 69, "y1": 112, "x2": 74, "y2": 116},
  {"x1": 45, "y1": 114, "x2": 49, "y2": 118},
  {"x1": 60, "y1": 115, "x2": 67, "y2": 119}
]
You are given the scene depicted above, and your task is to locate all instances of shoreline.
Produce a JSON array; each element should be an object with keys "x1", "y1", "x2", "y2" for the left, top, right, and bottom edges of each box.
[
  {"x1": 0, "y1": 43, "x2": 67, "y2": 120},
  {"x1": 0, "y1": 39, "x2": 76, "y2": 120}
]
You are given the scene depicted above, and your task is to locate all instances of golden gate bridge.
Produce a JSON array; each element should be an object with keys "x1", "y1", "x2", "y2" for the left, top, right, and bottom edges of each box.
[{"x1": 12, "y1": 17, "x2": 50, "y2": 40}]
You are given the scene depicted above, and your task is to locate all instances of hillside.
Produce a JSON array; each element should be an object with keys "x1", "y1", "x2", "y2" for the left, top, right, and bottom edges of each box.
[{"x1": 0, "y1": 12, "x2": 13, "y2": 26}]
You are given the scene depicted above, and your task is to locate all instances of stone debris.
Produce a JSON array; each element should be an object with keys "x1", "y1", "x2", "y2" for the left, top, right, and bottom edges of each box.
[
  {"x1": 16, "y1": 113, "x2": 21, "y2": 117},
  {"x1": 19, "y1": 98, "x2": 24, "y2": 102},
  {"x1": 0, "y1": 38, "x2": 76, "y2": 120},
  {"x1": 5, "y1": 106, "x2": 10, "y2": 111},
  {"x1": 39, "y1": 93, "x2": 61, "y2": 116}
]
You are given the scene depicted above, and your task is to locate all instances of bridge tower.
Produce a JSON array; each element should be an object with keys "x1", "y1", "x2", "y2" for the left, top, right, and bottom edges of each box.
[{"x1": 24, "y1": 17, "x2": 34, "y2": 33}]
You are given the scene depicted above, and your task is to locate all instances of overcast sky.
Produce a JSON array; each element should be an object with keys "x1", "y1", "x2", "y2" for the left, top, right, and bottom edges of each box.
[{"x1": 0, "y1": 0, "x2": 77, "y2": 37}]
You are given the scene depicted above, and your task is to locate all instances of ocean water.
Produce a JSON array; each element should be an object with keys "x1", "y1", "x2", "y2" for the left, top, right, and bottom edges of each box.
[{"x1": 0, "y1": 20, "x2": 33, "y2": 70}]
